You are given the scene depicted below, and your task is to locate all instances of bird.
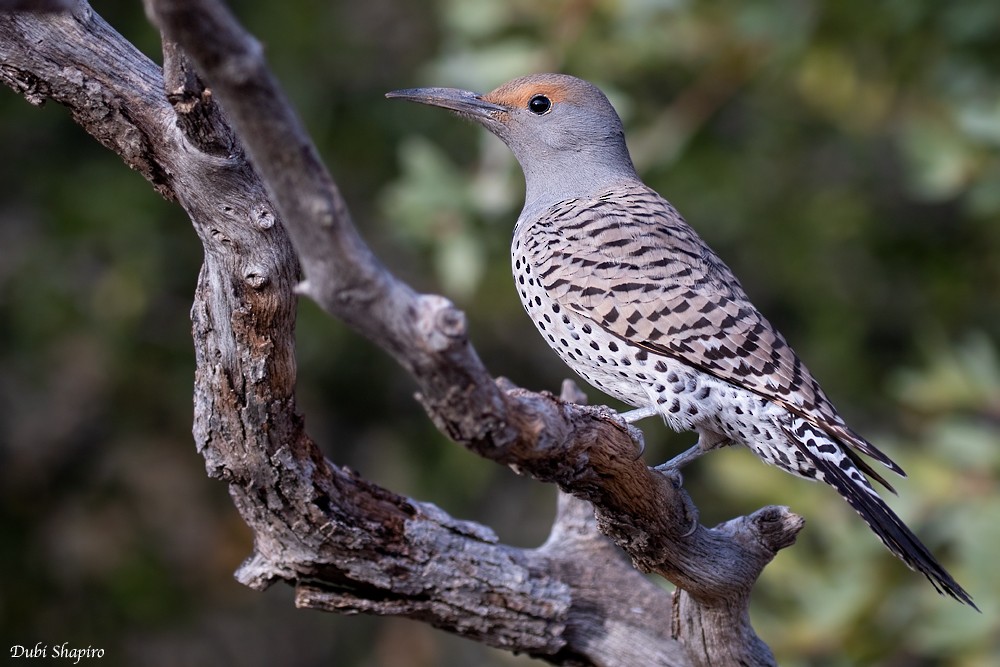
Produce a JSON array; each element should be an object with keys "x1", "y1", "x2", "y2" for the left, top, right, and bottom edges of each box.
[{"x1": 386, "y1": 73, "x2": 975, "y2": 607}]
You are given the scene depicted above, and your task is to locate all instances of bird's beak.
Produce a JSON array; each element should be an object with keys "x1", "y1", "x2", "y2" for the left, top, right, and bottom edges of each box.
[{"x1": 385, "y1": 87, "x2": 506, "y2": 122}]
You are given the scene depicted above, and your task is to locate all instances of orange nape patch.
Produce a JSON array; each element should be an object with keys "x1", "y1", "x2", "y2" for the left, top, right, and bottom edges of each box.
[{"x1": 482, "y1": 74, "x2": 578, "y2": 110}]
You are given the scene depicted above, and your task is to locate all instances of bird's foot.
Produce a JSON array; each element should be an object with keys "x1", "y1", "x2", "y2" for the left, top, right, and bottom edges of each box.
[
  {"x1": 654, "y1": 466, "x2": 700, "y2": 537},
  {"x1": 597, "y1": 407, "x2": 647, "y2": 459},
  {"x1": 681, "y1": 506, "x2": 700, "y2": 537},
  {"x1": 618, "y1": 406, "x2": 657, "y2": 458},
  {"x1": 627, "y1": 423, "x2": 647, "y2": 459},
  {"x1": 616, "y1": 419, "x2": 647, "y2": 459}
]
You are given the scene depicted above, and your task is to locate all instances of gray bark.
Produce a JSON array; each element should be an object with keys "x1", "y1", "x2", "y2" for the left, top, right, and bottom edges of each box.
[{"x1": 0, "y1": 2, "x2": 804, "y2": 665}]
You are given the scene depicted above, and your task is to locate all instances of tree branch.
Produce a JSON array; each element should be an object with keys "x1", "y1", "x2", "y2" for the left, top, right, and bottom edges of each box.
[{"x1": 1, "y1": 3, "x2": 803, "y2": 665}]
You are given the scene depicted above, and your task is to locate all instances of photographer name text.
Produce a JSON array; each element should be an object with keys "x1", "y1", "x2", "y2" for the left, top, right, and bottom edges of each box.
[{"x1": 10, "y1": 643, "x2": 104, "y2": 664}]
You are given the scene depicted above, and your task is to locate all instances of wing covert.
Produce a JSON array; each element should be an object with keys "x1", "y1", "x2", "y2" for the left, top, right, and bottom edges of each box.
[{"x1": 519, "y1": 183, "x2": 902, "y2": 475}]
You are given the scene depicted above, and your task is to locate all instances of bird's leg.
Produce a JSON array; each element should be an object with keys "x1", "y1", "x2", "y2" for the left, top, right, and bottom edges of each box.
[
  {"x1": 654, "y1": 430, "x2": 730, "y2": 474},
  {"x1": 620, "y1": 405, "x2": 658, "y2": 423},
  {"x1": 654, "y1": 445, "x2": 703, "y2": 473}
]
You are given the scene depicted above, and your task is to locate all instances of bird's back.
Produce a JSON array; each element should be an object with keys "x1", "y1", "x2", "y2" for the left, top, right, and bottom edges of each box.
[{"x1": 514, "y1": 184, "x2": 845, "y2": 441}]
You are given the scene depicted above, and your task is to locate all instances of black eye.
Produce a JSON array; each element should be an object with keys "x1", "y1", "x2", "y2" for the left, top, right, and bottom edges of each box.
[{"x1": 528, "y1": 95, "x2": 551, "y2": 115}]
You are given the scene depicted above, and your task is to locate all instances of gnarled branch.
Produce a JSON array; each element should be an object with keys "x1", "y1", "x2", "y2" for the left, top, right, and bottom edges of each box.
[{"x1": 1, "y1": 2, "x2": 803, "y2": 665}]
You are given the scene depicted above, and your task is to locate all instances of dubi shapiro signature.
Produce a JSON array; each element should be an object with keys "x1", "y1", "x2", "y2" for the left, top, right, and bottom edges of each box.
[{"x1": 10, "y1": 643, "x2": 104, "y2": 664}]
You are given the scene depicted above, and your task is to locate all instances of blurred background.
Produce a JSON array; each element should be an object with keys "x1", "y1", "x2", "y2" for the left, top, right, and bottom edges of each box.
[{"x1": 2, "y1": 0, "x2": 998, "y2": 665}]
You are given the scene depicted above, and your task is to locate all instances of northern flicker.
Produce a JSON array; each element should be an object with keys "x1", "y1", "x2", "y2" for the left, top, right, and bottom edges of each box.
[{"x1": 387, "y1": 74, "x2": 975, "y2": 607}]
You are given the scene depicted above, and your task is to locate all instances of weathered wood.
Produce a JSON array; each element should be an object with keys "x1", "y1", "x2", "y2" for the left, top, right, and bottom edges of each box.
[{"x1": 1, "y1": 3, "x2": 804, "y2": 665}]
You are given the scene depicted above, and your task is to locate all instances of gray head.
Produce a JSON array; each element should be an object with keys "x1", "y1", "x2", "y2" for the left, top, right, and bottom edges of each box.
[{"x1": 387, "y1": 74, "x2": 639, "y2": 212}]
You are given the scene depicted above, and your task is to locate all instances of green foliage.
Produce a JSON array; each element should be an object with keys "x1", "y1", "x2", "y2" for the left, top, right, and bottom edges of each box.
[{"x1": 2, "y1": 1, "x2": 998, "y2": 665}]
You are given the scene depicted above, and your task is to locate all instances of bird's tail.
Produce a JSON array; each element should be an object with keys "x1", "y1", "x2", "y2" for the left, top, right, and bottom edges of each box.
[{"x1": 780, "y1": 420, "x2": 977, "y2": 609}]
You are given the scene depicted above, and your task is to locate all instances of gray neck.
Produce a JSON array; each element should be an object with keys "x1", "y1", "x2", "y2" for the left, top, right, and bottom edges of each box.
[{"x1": 514, "y1": 142, "x2": 640, "y2": 222}]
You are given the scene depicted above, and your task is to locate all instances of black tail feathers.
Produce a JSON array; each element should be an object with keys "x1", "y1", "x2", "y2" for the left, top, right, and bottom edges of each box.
[{"x1": 801, "y1": 438, "x2": 977, "y2": 610}]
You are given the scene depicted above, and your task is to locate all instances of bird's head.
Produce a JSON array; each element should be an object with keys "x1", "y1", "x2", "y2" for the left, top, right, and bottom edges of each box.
[{"x1": 387, "y1": 73, "x2": 638, "y2": 207}]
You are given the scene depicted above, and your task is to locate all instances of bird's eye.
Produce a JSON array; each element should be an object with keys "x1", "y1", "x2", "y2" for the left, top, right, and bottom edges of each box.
[{"x1": 528, "y1": 95, "x2": 551, "y2": 115}]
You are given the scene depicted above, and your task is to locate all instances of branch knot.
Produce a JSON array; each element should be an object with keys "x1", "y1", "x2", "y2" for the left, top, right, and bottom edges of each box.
[{"x1": 416, "y1": 294, "x2": 467, "y2": 352}]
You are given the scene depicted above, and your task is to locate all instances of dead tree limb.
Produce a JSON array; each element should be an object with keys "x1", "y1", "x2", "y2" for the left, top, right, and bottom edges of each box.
[{"x1": 1, "y1": 3, "x2": 804, "y2": 665}]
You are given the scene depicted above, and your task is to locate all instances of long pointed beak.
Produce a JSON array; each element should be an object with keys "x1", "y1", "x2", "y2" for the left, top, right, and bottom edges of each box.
[{"x1": 385, "y1": 87, "x2": 507, "y2": 121}]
